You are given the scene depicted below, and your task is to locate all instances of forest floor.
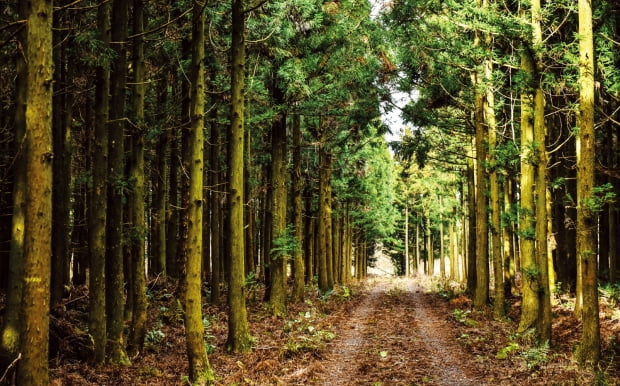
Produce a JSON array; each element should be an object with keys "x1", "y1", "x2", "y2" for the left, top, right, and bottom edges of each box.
[{"x1": 19, "y1": 275, "x2": 620, "y2": 384}]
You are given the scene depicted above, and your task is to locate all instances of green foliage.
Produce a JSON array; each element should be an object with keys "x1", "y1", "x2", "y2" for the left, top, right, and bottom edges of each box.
[
  {"x1": 581, "y1": 183, "x2": 616, "y2": 214},
  {"x1": 599, "y1": 283, "x2": 620, "y2": 307},
  {"x1": 145, "y1": 321, "x2": 166, "y2": 351},
  {"x1": 270, "y1": 225, "x2": 300, "y2": 260},
  {"x1": 496, "y1": 342, "x2": 519, "y2": 359},
  {"x1": 521, "y1": 264, "x2": 541, "y2": 282},
  {"x1": 202, "y1": 317, "x2": 217, "y2": 355},
  {"x1": 281, "y1": 309, "x2": 336, "y2": 357},
  {"x1": 520, "y1": 341, "x2": 550, "y2": 370},
  {"x1": 452, "y1": 309, "x2": 477, "y2": 327}
]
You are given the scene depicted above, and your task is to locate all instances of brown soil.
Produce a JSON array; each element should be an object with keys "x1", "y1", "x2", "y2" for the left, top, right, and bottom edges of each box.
[{"x1": 7, "y1": 276, "x2": 619, "y2": 385}]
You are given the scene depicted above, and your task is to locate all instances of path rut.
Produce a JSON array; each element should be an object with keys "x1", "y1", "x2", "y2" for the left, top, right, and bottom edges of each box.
[{"x1": 312, "y1": 277, "x2": 484, "y2": 385}]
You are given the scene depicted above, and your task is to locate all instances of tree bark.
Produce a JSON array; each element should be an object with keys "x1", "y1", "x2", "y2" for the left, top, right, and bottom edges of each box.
[
  {"x1": 127, "y1": 0, "x2": 148, "y2": 356},
  {"x1": 226, "y1": 0, "x2": 253, "y2": 353},
  {"x1": 106, "y1": 0, "x2": 129, "y2": 365},
  {"x1": 182, "y1": 2, "x2": 215, "y2": 382},
  {"x1": 18, "y1": 0, "x2": 53, "y2": 382},
  {"x1": 268, "y1": 80, "x2": 288, "y2": 316},
  {"x1": 292, "y1": 113, "x2": 305, "y2": 302},
  {"x1": 88, "y1": 0, "x2": 110, "y2": 364},
  {"x1": 0, "y1": 0, "x2": 27, "y2": 364},
  {"x1": 574, "y1": 0, "x2": 600, "y2": 365}
]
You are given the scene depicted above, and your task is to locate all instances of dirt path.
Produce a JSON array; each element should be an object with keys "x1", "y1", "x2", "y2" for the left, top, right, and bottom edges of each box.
[{"x1": 312, "y1": 277, "x2": 484, "y2": 385}]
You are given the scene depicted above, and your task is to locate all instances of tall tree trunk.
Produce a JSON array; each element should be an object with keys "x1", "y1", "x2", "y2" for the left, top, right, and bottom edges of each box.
[
  {"x1": 0, "y1": 0, "x2": 27, "y2": 364},
  {"x1": 326, "y1": 167, "x2": 334, "y2": 288},
  {"x1": 166, "y1": 128, "x2": 181, "y2": 279},
  {"x1": 485, "y1": 44, "x2": 503, "y2": 318},
  {"x1": 532, "y1": 0, "x2": 551, "y2": 344},
  {"x1": 268, "y1": 81, "x2": 288, "y2": 316},
  {"x1": 292, "y1": 113, "x2": 305, "y2": 302},
  {"x1": 18, "y1": 0, "x2": 53, "y2": 382},
  {"x1": 51, "y1": 13, "x2": 73, "y2": 306},
  {"x1": 304, "y1": 197, "x2": 315, "y2": 284},
  {"x1": 449, "y1": 209, "x2": 459, "y2": 281},
  {"x1": 466, "y1": 141, "x2": 477, "y2": 293},
  {"x1": 127, "y1": 0, "x2": 148, "y2": 356},
  {"x1": 426, "y1": 215, "x2": 434, "y2": 276},
  {"x1": 574, "y1": 0, "x2": 600, "y2": 365},
  {"x1": 226, "y1": 0, "x2": 253, "y2": 353},
  {"x1": 182, "y1": 2, "x2": 215, "y2": 382},
  {"x1": 106, "y1": 0, "x2": 129, "y2": 365},
  {"x1": 473, "y1": 68, "x2": 489, "y2": 310},
  {"x1": 88, "y1": 0, "x2": 110, "y2": 364},
  {"x1": 517, "y1": 37, "x2": 538, "y2": 334},
  {"x1": 318, "y1": 131, "x2": 331, "y2": 293},
  {"x1": 210, "y1": 123, "x2": 223, "y2": 305},
  {"x1": 502, "y1": 179, "x2": 515, "y2": 297},
  {"x1": 439, "y1": 202, "x2": 445, "y2": 278},
  {"x1": 404, "y1": 199, "x2": 410, "y2": 276}
]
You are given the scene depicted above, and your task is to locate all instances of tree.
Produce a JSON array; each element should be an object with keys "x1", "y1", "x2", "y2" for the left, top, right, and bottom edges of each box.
[
  {"x1": 17, "y1": 0, "x2": 53, "y2": 382},
  {"x1": 106, "y1": 0, "x2": 129, "y2": 365},
  {"x1": 181, "y1": 1, "x2": 215, "y2": 382},
  {"x1": 226, "y1": 0, "x2": 253, "y2": 353},
  {"x1": 0, "y1": 0, "x2": 27, "y2": 366},
  {"x1": 88, "y1": 0, "x2": 111, "y2": 364},
  {"x1": 127, "y1": 0, "x2": 148, "y2": 356},
  {"x1": 574, "y1": 0, "x2": 600, "y2": 365}
]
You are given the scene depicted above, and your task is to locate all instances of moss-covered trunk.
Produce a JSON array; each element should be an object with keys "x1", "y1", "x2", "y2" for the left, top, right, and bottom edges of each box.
[
  {"x1": 0, "y1": 0, "x2": 27, "y2": 364},
  {"x1": 18, "y1": 0, "x2": 53, "y2": 382},
  {"x1": 318, "y1": 130, "x2": 331, "y2": 292},
  {"x1": 268, "y1": 81, "x2": 288, "y2": 316},
  {"x1": 517, "y1": 41, "x2": 538, "y2": 333},
  {"x1": 473, "y1": 67, "x2": 489, "y2": 311},
  {"x1": 574, "y1": 0, "x2": 600, "y2": 365},
  {"x1": 182, "y1": 2, "x2": 215, "y2": 382},
  {"x1": 226, "y1": 0, "x2": 253, "y2": 353}
]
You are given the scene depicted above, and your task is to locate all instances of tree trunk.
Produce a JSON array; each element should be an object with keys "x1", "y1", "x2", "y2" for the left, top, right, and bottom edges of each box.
[
  {"x1": 167, "y1": 128, "x2": 181, "y2": 279},
  {"x1": 292, "y1": 113, "x2": 305, "y2": 302},
  {"x1": 88, "y1": 0, "x2": 110, "y2": 364},
  {"x1": 574, "y1": 0, "x2": 600, "y2": 365},
  {"x1": 268, "y1": 81, "x2": 288, "y2": 316},
  {"x1": 127, "y1": 0, "x2": 148, "y2": 356},
  {"x1": 532, "y1": 0, "x2": 551, "y2": 344},
  {"x1": 106, "y1": 0, "x2": 129, "y2": 365},
  {"x1": 210, "y1": 123, "x2": 223, "y2": 305},
  {"x1": 18, "y1": 0, "x2": 53, "y2": 382},
  {"x1": 473, "y1": 68, "x2": 489, "y2": 310},
  {"x1": 466, "y1": 141, "x2": 477, "y2": 293},
  {"x1": 182, "y1": 2, "x2": 215, "y2": 382},
  {"x1": 318, "y1": 133, "x2": 331, "y2": 293},
  {"x1": 404, "y1": 200, "x2": 410, "y2": 276},
  {"x1": 517, "y1": 37, "x2": 538, "y2": 334},
  {"x1": 150, "y1": 78, "x2": 169, "y2": 276},
  {"x1": 226, "y1": 0, "x2": 253, "y2": 353},
  {"x1": 0, "y1": 0, "x2": 27, "y2": 364},
  {"x1": 51, "y1": 15, "x2": 73, "y2": 306},
  {"x1": 485, "y1": 45, "x2": 504, "y2": 318}
]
